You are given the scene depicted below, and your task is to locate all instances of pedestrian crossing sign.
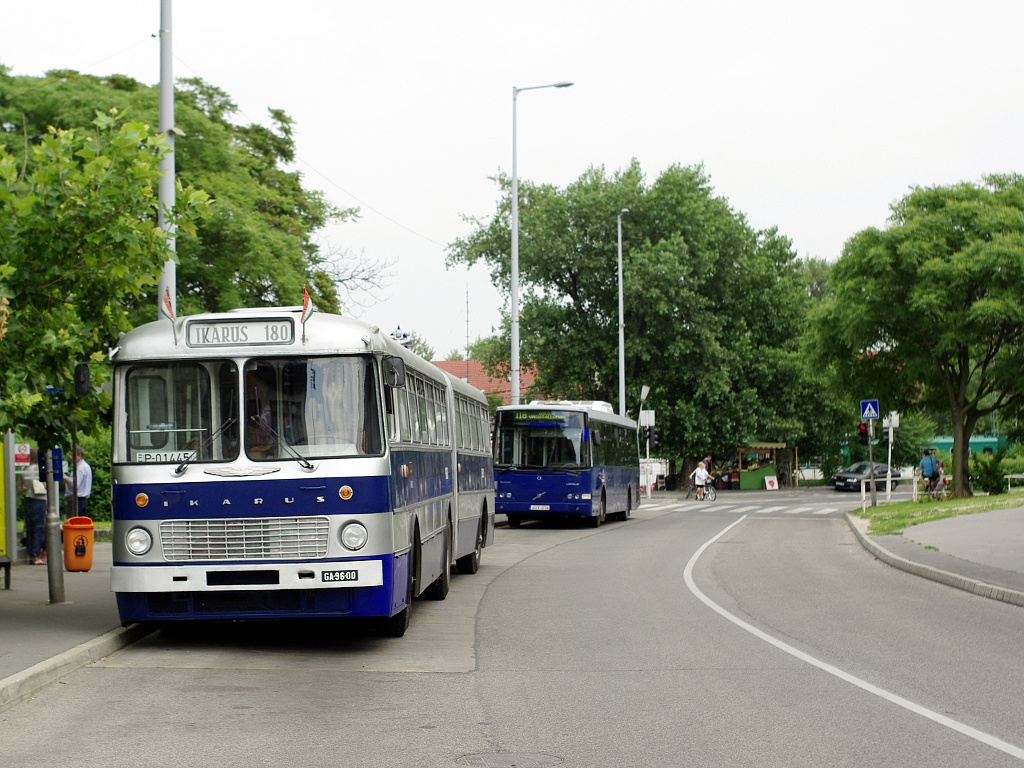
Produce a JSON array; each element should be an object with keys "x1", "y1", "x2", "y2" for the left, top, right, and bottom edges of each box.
[{"x1": 860, "y1": 399, "x2": 880, "y2": 420}]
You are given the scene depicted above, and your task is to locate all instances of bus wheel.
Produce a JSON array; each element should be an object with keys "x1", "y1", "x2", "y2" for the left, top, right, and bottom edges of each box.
[
  {"x1": 457, "y1": 513, "x2": 484, "y2": 574},
  {"x1": 589, "y1": 496, "x2": 605, "y2": 528},
  {"x1": 507, "y1": 515, "x2": 522, "y2": 528},
  {"x1": 424, "y1": 520, "x2": 451, "y2": 600},
  {"x1": 613, "y1": 490, "x2": 631, "y2": 522},
  {"x1": 381, "y1": 549, "x2": 414, "y2": 637}
]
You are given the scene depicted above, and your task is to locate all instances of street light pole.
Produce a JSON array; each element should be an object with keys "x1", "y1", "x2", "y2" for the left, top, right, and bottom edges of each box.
[
  {"x1": 510, "y1": 81, "x2": 573, "y2": 405},
  {"x1": 617, "y1": 208, "x2": 629, "y2": 417}
]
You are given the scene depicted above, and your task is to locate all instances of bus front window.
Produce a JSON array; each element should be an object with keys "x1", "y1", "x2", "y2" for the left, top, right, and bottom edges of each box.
[
  {"x1": 122, "y1": 362, "x2": 239, "y2": 464},
  {"x1": 493, "y1": 410, "x2": 587, "y2": 469},
  {"x1": 243, "y1": 356, "x2": 383, "y2": 460}
]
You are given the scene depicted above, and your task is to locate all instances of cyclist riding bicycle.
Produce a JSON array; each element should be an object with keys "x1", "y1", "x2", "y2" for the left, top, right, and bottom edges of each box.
[{"x1": 920, "y1": 449, "x2": 940, "y2": 497}]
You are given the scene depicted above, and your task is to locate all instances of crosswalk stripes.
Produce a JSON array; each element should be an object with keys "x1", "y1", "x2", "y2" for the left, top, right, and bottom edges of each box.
[
  {"x1": 658, "y1": 500, "x2": 844, "y2": 517},
  {"x1": 724, "y1": 505, "x2": 760, "y2": 515}
]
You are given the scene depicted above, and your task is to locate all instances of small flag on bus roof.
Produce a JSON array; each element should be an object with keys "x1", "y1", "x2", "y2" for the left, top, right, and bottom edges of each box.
[
  {"x1": 160, "y1": 288, "x2": 176, "y2": 323},
  {"x1": 301, "y1": 288, "x2": 315, "y2": 325}
]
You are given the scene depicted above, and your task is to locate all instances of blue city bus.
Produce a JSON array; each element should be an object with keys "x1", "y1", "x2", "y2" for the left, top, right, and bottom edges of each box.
[
  {"x1": 492, "y1": 401, "x2": 640, "y2": 527},
  {"x1": 108, "y1": 307, "x2": 494, "y2": 636}
]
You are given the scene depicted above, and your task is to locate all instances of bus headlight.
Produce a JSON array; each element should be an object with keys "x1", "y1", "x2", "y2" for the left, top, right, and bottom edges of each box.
[
  {"x1": 340, "y1": 523, "x2": 368, "y2": 551},
  {"x1": 125, "y1": 527, "x2": 153, "y2": 556}
]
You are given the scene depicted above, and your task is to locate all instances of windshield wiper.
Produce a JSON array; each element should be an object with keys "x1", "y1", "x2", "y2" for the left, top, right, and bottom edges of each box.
[
  {"x1": 174, "y1": 417, "x2": 237, "y2": 476},
  {"x1": 248, "y1": 415, "x2": 314, "y2": 470}
]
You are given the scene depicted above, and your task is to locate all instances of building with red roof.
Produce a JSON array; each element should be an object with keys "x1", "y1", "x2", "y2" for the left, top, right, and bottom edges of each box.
[{"x1": 432, "y1": 359, "x2": 537, "y2": 406}]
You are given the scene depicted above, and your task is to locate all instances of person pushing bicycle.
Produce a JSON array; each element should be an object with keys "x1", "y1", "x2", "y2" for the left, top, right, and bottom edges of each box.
[{"x1": 690, "y1": 460, "x2": 710, "y2": 500}]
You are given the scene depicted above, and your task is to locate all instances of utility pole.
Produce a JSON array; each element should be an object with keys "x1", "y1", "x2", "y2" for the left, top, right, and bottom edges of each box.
[
  {"x1": 156, "y1": 0, "x2": 177, "y2": 322},
  {"x1": 44, "y1": 449, "x2": 65, "y2": 603}
]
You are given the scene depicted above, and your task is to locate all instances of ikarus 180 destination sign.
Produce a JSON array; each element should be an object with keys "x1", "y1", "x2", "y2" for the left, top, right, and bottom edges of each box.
[{"x1": 186, "y1": 318, "x2": 294, "y2": 347}]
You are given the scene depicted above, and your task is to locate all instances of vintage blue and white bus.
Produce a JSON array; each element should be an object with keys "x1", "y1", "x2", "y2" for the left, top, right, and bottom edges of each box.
[
  {"x1": 109, "y1": 307, "x2": 494, "y2": 636},
  {"x1": 492, "y1": 400, "x2": 640, "y2": 527}
]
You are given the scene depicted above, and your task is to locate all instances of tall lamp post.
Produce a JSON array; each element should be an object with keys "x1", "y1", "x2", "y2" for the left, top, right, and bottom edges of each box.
[
  {"x1": 510, "y1": 81, "x2": 573, "y2": 405},
  {"x1": 617, "y1": 208, "x2": 629, "y2": 417}
]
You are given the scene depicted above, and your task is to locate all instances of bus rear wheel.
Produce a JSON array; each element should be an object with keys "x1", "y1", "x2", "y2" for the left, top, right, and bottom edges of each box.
[
  {"x1": 457, "y1": 513, "x2": 484, "y2": 574},
  {"x1": 424, "y1": 520, "x2": 452, "y2": 600}
]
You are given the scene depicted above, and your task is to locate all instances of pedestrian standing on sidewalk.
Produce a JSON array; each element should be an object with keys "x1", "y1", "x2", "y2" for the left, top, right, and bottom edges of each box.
[
  {"x1": 17, "y1": 447, "x2": 47, "y2": 564},
  {"x1": 63, "y1": 445, "x2": 92, "y2": 516}
]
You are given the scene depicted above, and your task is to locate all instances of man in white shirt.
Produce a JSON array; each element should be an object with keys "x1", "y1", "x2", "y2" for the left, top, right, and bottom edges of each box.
[{"x1": 64, "y1": 445, "x2": 93, "y2": 516}]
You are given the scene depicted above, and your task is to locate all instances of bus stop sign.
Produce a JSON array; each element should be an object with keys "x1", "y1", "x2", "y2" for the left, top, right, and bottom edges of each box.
[{"x1": 860, "y1": 399, "x2": 880, "y2": 420}]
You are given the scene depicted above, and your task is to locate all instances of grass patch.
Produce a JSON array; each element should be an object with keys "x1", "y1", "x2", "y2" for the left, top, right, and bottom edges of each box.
[{"x1": 854, "y1": 492, "x2": 1024, "y2": 536}]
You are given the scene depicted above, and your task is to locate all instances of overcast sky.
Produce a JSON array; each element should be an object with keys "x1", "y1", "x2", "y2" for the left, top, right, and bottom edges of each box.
[{"x1": 3, "y1": 1, "x2": 1023, "y2": 358}]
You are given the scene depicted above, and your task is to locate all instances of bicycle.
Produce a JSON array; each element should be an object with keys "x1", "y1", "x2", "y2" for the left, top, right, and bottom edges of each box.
[
  {"x1": 686, "y1": 481, "x2": 716, "y2": 501},
  {"x1": 922, "y1": 474, "x2": 948, "y2": 500},
  {"x1": 685, "y1": 475, "x2": 718, "y2": 501}
]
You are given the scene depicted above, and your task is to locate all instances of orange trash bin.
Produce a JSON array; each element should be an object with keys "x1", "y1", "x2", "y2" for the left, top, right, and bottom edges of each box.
[{"x1": 62, "y1": 516, "x2": 94, "y2": 572}]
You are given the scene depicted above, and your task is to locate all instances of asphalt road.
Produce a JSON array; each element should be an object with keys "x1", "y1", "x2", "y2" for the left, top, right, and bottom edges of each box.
[{"x1": 2, "y1": 492, "x2": 1022, "y2": 767}]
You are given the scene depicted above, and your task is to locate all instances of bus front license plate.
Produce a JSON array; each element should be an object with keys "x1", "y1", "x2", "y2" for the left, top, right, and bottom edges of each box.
[
  {"x1": 529, "y1": 504, "x2": 550, "y2": 511},
  {"x1": 322, "y1": 569, "x2": 359, "y2": 583}
]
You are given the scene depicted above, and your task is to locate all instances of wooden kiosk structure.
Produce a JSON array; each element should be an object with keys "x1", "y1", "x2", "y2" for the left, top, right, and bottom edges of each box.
[{"x1": 737, "y1": 441, "x2": 796, "y2": 489}]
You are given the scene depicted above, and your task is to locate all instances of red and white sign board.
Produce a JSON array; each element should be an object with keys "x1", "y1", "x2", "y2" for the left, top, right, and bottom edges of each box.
[
  {"x1": 14, "y1": 444, "x2": 31, "y2": 467},
  {"x1": 764, "y1": 475, "x2": 779, "y2": 490}
]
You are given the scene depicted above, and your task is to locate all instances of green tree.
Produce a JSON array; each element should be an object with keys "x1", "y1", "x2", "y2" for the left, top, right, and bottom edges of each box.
[
  {"x1": 0, "y1": 69, "x2": 374, "y2": 321},
  {"x1": 810, "y1": 176, "x2": 1024, "y2": 495},
  {"x1": 449, "y1": 160, "x2": 817, "y2": 461},
  {"x1": 0, "y1": 111, "x2": 208, "y2": 445}
]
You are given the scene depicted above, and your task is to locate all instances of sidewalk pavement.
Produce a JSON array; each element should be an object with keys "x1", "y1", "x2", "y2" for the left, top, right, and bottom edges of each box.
[
  {"x1": 846, "y1": 505, "x2": 1024, "y2": 607},
  {"x1": 2, "y1": 506, "x2": 1023, "y2": 713},
  {"x1": 0, "y1": 543, "x2": 151, "y2": 713}
]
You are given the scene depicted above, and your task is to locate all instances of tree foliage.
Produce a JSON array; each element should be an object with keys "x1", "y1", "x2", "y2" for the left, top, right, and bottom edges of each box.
[
  {"x1": 449, "y1": 160, "x2": 825, "y2": 459},
  {"x1": 0, "y1": 69, "x2": 373, "y2": 321},
  {"x1": 0, "y1": 110, "x2": 208, "y2": 444},
  {"x1": 810, "y1": 176, "x2": 1024, "y2": 494}
]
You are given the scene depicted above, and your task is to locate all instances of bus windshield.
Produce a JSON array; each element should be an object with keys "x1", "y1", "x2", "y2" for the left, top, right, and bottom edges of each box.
[
  {"x1": 493, "y1": 409, "x2": 589, "y2": 470},
  {"x1": 119, "y1": 356, "x2": 383, "y2": 464},
  {"x1": 243, "y1": 357, "x2": 382, "y2": 459}
]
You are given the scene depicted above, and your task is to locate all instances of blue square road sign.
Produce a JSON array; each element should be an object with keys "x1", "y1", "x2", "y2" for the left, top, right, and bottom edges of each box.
[{"x1": 860, "y1": 400, "x2": 880, "y2": 420}]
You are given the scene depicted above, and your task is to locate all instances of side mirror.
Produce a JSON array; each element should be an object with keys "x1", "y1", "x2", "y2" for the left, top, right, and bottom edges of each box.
[
  {"x1": 74, "y1": 363, "x2": 91, "y2": 396},
  {"x1": 384, "y1": 356, "x2": 407, "y2": 388}
]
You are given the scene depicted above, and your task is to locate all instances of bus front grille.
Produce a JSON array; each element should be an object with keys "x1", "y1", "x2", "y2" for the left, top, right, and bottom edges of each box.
[{"x1": 160, "y1": 517, "x2": 331, "y2": 561}]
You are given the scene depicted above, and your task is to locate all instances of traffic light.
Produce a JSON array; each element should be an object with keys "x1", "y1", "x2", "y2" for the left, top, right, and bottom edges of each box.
[
  {"x1": 649, "y1": 426, "x2": 659, "y2": 450},
  {"x1": 641, "y1": 426, "x2": 650, "y2": 446},
  {"x1": 858, "y1": 422, "x2": 869, "y2": 445}
]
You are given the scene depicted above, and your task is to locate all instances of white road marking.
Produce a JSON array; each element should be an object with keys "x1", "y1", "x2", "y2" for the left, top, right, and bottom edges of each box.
[
  {"x1": 726, "y1": 505, "x2": 760, "y2": 515},
  {"x1": 684, "y1": 517, "x2": 1024, "y2": 762}
]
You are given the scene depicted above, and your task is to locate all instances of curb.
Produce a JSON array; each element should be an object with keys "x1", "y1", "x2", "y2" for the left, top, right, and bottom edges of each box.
[
  {"x1": 0, "y1": 623, "x2": 154, "y2": 714},
  {"x1": 844, "y1": 512, "x2": 1024, "y2": 608}
]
